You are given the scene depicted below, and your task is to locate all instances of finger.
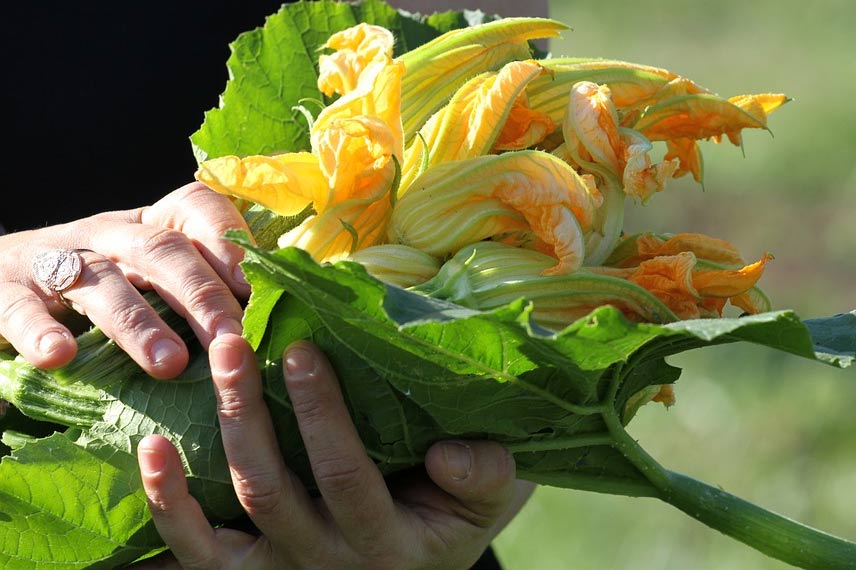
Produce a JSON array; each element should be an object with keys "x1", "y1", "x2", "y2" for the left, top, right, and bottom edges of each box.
[
  {"x1": 210, "y1": 334, "x2": 323, "y2": 542},
  {"x1": 424, "y1": 440, "x2": 517, "y2": 528},
  {"x1": 284, "y1": 341, "x2": 397, "y2": 546},
  {"x1": 84, "y1": 218, "x2": 244, "y2": 350},
  {"x1": 137, "y1": 434, "x2": 221, "y2": 568},
  {"x1": 0, "y1": 282, "x2": 77, "y2": 368},
  {"x1": 47, "y1": 250, "x2": 190, "y2": 379},
  {"x1": 140, "y1": 181, "x2": 253, "y2": 298}
]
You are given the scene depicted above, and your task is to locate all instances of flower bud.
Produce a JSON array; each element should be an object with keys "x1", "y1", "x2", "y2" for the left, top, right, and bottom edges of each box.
[{"x1": 346, "y1": 244, "x2": 441, "y2": 288}]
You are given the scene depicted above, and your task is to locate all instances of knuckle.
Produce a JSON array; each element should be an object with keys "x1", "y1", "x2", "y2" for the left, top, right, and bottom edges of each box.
[
  {"x1": 310, "y1": 454, "x2": 367, "y2": 497},
  {"x1": 215, "y1": 387, "x2": 255, "y2": 421},
  {"x1": 110, "y1": 301, "x2": 157, "y2": 336},
  {"x1": 0, "y1": 295, "x2": 34, "y2": 327},
  {"x1": 232, "y1": 471, "x2": 285, "y2": 517},
  {"x1": 140, "y1": 227, "x2": 193, "y2": 260},
  {"x1": 179, "y1": 278, "x2": 231, "y2": 313}
]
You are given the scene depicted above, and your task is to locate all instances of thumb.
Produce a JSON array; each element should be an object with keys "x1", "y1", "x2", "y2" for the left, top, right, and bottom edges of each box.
[{"x1": 424, "y1": 440, "x2": 516, "y2": 527}]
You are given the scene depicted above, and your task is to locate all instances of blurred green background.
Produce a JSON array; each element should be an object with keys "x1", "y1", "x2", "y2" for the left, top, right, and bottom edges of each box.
[{"x1": 492, "y1": 0, "x2": 856, "y2": 568}]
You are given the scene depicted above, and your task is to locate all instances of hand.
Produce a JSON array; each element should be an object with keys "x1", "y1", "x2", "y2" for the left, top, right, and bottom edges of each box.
[
  {"x1": 0, "y1": 182, "x2": 251, "y2": 379},
  {"x1": 134, "y1": 336, "x2": 534, "y2": 569}
]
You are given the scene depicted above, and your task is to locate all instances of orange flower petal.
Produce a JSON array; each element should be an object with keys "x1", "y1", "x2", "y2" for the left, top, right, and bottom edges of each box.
[
  {"x1": 634, "y1": 93, "x2": 771, "y2": 142},
  {"x1": 563, "y1": 81, "x2": 624, "y2": 175},
  {"x1": 664, "y1": 137, "x2": 704, "y2": 183},
  {"x1": 620, "y1": 129, "x2": 679, "y2": 202},
  {"x1": 493, "y1": 94, "x2": 556, "y2": 151},
  {"x1": 390, "y1": 151, "x2": 596, "y2": 275},
  {"x1": 636, "y1": 233, "x2": 746, "y2": 267},
  {"x1": 692, "y1": 253, "x2": 773, "y2": 297}
]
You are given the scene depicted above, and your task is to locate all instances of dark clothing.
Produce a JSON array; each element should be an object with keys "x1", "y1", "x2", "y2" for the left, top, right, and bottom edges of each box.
[
  {"x1": 5, "y1": 3, "x2": 502, "y2": 568},
  {"x1": 5, "y1": 3, "x2": 284, "y2": 231}
]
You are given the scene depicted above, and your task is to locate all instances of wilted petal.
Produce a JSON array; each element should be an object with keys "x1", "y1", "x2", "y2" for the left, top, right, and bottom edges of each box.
[
  {"x1": 625, "y1": 252, "x2": 701, "y2": 318},
  {"x1": 664, "y1": 137, "x2": 704, "y2": 182},
  {"x1": 562, "y1": 81, "x2": 624, "y2": 176},
  {"x1": 619, "y1": 250, "x2": 773, "y2": 319},
  {"x1": 620, "y1": 129, "x2": 679, "y2": 202},
  {"x1": 194, "y1": 153, "x2": 325, "y2": 216},
  {"x1": 637, "y1": 233, "x2": 746, "y2": 267},
  {"x1": 633, "y1": 92, "x2": 783, "y2": 142},
  {"x1": 693, "y1": 253, "x2": 773, "y2": 297}
]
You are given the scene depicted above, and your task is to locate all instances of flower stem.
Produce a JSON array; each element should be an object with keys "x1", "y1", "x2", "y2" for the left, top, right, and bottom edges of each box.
[{"x1": 604, "y1": 401, "x2": 856, "y2": 569}]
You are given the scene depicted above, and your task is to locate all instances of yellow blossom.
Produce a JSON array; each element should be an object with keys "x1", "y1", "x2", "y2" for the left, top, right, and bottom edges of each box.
[
  {"x1": 398, "y1": 17, "x2": 567, "y2": 137},
  {"x1": 389, "y1": 150, "x2": 601, "y2": 275},
  {"x1": 318, "y1": 23, "x2": 396, "y2": 96},
  {"x1": 196, "y1": 25, "x2": 404, "y2": 263},
  {"x1": 399, "y1": 60, "x2": 552, "y2": 194}
]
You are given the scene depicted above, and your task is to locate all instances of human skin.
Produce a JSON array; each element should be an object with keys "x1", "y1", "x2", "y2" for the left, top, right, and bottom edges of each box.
[
  {"x1": 133, "y1": 336, "x2": 535, "y2": 570},
  {"x1": 0, "y1": 182, "x2": 250, "y2": 379}
]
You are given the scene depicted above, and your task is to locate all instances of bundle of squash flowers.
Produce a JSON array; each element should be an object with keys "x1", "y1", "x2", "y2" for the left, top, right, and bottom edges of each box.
[{"x1": 195, "y1": 17, "x2": 787, "y2": 334}]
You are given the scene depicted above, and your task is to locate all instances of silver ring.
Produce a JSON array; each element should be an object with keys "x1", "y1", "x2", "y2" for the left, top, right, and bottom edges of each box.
[{"x1": 32, "y1": 249, "x2": 84, "y2": 309}]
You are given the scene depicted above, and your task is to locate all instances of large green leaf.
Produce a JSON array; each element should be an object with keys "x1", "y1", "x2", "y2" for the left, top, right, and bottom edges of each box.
[{"x1": 189, "y1": 0, "x2": 487, "y2": 161}]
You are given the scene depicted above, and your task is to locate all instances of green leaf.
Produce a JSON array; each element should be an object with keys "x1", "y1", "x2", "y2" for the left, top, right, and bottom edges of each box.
[
  {"x1": 190, "y1": 0, "x2": 477, "y2": 161},
  {"x1": 0, "y1": 433, "x2": 158, "y2": 570},
  {"x1": 803, "y1": 310, "x2": 856, "y2": 367}
]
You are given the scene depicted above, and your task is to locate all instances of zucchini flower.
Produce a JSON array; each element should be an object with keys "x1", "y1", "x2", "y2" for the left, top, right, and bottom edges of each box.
[
  {"x1": 317, "y1": 23, "x2": 395, "y2": 96},
  {"x1": 594, "y1": 249, "x2": 773, "y2": 319},
  {"x1": 195, "y1": 24, "x2": 404, "y2": 263},
  {"x1": 398, "y1": 17, "x2": 567, "y2": 138},
  {"x1": 412, "y1": 241, "x2": 678, "y2": 328},
  {"x1": 529, "y1": 58, "x2": 684, "y2": 127},
  {"x1": 562, "y1": 81, "x2": 680, "y2": 202},
  {"x1": 389, "y1": 150, "x2": 602, "y2": 275},
  {"x1": 399, "y1": 59, "x2": 554, "y2": 195}
]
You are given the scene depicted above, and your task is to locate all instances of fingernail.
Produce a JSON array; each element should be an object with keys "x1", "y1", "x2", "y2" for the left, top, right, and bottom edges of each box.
[
  {"x1": 285, "y1": 345, "x2": 317, "y2": 379},
  {"x1": 215, "y1": 317, "x2": 243, "y2": 338},
  {"x1": 233, "y1": 265, "x2": 249, "y2": 287},
  {"x1": 443, "y1": 441, "x2": 472, "y2": 481},
  {"x1": 150, "y1": 338, "x2": 183, "y2": 366},
  {"x1": 138, "y1": 448, "x2": 166, "y2": 476},
  {"x1": 210, "y1": 340, "x2": 245, "y2": 374},
  {"x1": 39, "y1": 331, "x2": 70, "y2": 355}
]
